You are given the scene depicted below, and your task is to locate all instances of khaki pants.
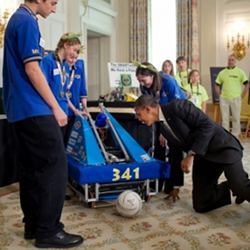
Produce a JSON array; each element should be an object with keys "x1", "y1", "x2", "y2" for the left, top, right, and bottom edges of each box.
[{"x1": 220, "y1": 96, "x2": 241, "y2": 137}]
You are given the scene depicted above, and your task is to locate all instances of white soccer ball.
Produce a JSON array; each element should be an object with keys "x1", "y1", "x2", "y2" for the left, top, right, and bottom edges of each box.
[{"x1": 116, "y1": 190, "x2": 142, "y2": 218}]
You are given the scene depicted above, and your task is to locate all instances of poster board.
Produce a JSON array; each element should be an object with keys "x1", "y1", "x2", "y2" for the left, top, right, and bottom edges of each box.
[
  {"x1": 209, "y1": 67, "x2": 225, "y2": 103},
  {"x1": 108, "y1": 62, "x2": 140, "y2": 88}
]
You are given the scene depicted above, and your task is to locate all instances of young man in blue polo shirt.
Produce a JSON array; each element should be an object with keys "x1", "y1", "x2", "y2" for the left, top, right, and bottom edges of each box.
[{"x1": 2, "y1": 0, "x2": 83, "y2": 248}]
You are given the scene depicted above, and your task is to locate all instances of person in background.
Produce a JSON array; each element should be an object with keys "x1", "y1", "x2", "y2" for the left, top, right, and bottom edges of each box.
[
  {"x1": 134, "y1": 95, "x2": 250, "y2": 213},
  {"x1": 64, "y1": 57, "x2": 88, "y2": 144},
  {"x1": 175, "y1": 56, "x2": 191, "y2": 91},
  {"x1": 2, "y1": 0, "x2": 83, "y2": 248},
  {"x1": 186, "y1": 69, "x2": 209, "y2": 113},
  {"x1": 161, "y1": 59, "x2": 175, "y2": 76},
  {"x1": 135, "y1": 62, "x2": 186, "y2": 200},
  {"x1": 41, "y1": 32, "x2": 82, "y2": 141},
  {"x1": 215, "y1": 54, "x2": 249, "y2": 138}
]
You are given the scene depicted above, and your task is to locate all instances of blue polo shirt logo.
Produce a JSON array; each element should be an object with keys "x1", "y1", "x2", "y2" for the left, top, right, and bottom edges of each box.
[
  {"x1": 53, "y1": 68, "x2": 60, "y2": 75},
  {"x1": 32, "y1": 49, "x2": 39, "y2": 54}
]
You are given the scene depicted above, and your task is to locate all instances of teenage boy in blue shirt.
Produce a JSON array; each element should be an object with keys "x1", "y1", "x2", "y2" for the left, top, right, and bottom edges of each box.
[{"x1": 2, "y1": 1, "x2": 83, "y2": 248}]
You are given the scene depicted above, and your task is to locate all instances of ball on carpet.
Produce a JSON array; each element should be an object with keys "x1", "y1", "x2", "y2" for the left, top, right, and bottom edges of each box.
[{"x1": 116, "y1": 190, "x2": 142, "y2": 218}]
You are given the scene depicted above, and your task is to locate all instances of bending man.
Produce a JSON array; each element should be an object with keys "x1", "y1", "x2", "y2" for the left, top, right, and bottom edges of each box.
[{"x1": 134, "y1": 95, "x2": 250, "y2": 213}]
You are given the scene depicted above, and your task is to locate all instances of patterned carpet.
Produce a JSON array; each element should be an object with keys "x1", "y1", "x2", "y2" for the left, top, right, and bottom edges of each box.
[{"x1": 1, "y1": 140, "x2": 250, "y2": 250}]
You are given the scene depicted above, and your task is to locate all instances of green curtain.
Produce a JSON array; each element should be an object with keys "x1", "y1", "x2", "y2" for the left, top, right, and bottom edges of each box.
[
  {"x1": 176, "y1": 0, "x2": 199, "y2": 69},
  {"x1": 130, "y1": 0, "x2": 148, "y2": 62}
]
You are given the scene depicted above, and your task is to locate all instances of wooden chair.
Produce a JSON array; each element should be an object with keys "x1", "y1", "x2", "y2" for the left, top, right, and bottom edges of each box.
[{"x1": 240, "y1": 93, "x2": 250, "y2": 138}]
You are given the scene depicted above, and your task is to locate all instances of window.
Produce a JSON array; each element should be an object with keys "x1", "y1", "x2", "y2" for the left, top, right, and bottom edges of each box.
[
  {"x1": 102, "y1": 0, "x2": 111, "y2": 4},
  {"x1": 148, "y1": 0, "x2": 176, "y2": 71}
]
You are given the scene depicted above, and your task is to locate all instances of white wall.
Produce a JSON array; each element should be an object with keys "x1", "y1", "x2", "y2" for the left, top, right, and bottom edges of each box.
[
  {"x1": 112, "y1": 0, "x2": 130, "y2": 62},
  {"x1": 82, "y1": 0, "x2": 117, "y2": 99},
  {"x1": 199, "y1": 0, "x2": 217, "y2": 99},
  {"x1": 199, "y1": 0, "x2": 250, "y2": 100},
  {"x1": 39, "y1": 0, "x2": 68, "y2": 50},
  {"x1": 0, "y1": 0, "x2": 21, "y2": 87},
  {"x1": 217, "y1": 0, "x2": 250, "y2": 73}
]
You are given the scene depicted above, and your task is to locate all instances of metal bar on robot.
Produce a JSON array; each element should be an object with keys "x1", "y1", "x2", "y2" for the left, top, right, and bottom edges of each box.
[
  {"x1": 77, "y1": 109, "x2": 111, "y2": 163},
  {"x1": 99, "y1": 103, "x2": 131, "y2": 162}
]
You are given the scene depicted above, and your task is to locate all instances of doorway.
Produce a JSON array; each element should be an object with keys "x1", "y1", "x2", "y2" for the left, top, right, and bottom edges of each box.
[{"x1": 87, "y1": 30, "x2": 111, "y2": 100}]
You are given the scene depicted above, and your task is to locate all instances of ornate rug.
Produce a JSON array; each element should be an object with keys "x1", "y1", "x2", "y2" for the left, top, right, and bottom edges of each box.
[{"x1": 1, "y1": 141, "x2": 250, "y2": 250}]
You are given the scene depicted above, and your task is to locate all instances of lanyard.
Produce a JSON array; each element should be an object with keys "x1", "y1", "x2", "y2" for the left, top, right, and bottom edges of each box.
[
  {"x1": 190, "y1": 84, "x2": 201, "y2": 95},
  {"x1": 67, "y1": 68, "x2": 75, "y2": 91},
  {"x1": 56, "y1": 61, "x2": 67, "y2": 87}
]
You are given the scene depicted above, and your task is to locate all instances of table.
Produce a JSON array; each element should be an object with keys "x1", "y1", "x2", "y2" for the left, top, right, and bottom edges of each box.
[{"x1": 0, "y1": 116, "x2": 19, "y2": 187}]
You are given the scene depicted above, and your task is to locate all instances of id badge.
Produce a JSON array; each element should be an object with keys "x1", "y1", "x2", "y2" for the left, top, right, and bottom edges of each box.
[
  {"x1": 39, "y1": 37, "x2": 45, "y2": 49},
  {"x1": 190, "y1": 96, "x2": 198, "y2": 105}
]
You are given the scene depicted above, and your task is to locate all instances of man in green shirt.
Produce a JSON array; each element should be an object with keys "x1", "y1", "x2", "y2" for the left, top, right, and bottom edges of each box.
[{"x1": 215, "y1": 54, "x2": 249, "y2": 137}]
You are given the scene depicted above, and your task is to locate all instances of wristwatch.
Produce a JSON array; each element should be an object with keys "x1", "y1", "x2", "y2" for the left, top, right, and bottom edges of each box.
[{"x1": 187, "y1": 150, "x2": 196, "y2": 156}]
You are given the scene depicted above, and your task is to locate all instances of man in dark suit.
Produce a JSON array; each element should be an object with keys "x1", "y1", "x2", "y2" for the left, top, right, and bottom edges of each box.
[{"x1": 134, "y1": 95, "x2": 250, "y2": 213}]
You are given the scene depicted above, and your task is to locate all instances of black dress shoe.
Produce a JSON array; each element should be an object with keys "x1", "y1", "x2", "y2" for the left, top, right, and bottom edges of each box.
[
  {"x1": 35, "y1": 230, "x2": 84, "y2": 248},
  {"x1": 65, "y1": 194, "x2": 71, "y2": 200},
  {"x1": 24, "y1": 231, "x2": 35, "y2": 240},
  {"x1": 235, "y1": 196, "x2": 245, "y2": 204}
]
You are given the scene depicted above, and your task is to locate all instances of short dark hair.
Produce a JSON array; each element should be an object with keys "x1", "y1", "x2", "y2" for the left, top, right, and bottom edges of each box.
[
  {"x1": 176, "y1": 56, "x2": 186, "y2": 63},
  {"x1": 134, "y1": 95, "x2": 159, "y2": 110}
]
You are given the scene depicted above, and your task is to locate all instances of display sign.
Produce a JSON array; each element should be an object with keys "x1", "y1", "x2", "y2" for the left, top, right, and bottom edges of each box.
[
  {"x1": 209, "y1": 67, "x2": 225, "y2": 103},
  {"x1": 108, "y1": 62, "x2": 140, "y2": 88}
]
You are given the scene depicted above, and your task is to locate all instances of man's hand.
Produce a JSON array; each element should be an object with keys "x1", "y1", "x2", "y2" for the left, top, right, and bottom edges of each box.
[
  {"x1": 52, "y1": 107, "x2": 68, "y2": 127},
  {"x1": 181, "y1": 155, "x2": 194, "y2": 173},
  {"x1": 159, "y1": 134, "x2": 167, "y2": 147},
  {"x1": 164, "y1": 188, "x2": 180, "y2": 202}
]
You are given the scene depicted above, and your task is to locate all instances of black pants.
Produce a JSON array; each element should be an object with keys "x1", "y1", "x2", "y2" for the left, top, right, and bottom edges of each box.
[
  {"x1": 192, "y1": 156, "x2": 250, "y2": 213},
  {"x1": 63, "y1": 116, "x2": 76, "y2": 146},
  {"x1": 164, "y1": 143, "x2": 184, "y2": 192},
  {"x1": 153, "y1": 122, "x2": 183, "y2": 193},
  {"x1": 13, "y1": 116, "x2": 67, "y2": 239}
]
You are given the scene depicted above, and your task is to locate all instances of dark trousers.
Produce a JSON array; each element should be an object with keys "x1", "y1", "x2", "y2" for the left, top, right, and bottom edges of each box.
[
  {"x1": 63, "y1": 116, "x2": 76, "y2": 146},
  {"x1": 153, "y1": 123, "x2": 184, "y2": 192},
  {"x1": 13, "y1": 116, "x2": 67, "y2": 239},
  {"x1": 192, "y1": 156, "x2": 250, "y2": 213},
  {"x1": 164, "y1": 143, "x2": 184, "y2": 192}
]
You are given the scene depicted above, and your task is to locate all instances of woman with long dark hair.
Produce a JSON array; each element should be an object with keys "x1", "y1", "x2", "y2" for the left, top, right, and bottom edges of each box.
[{"x1": 135, "y1": 62, "x2": 187, "y2": 200}]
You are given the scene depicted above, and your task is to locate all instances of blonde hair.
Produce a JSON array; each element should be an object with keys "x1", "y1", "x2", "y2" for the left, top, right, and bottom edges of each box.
[
  {"x1": 161, "y1": 59, "x2": 174, "y2": 76},
  {"x1": 55, "y1": 32, "x2": 81, "y2": 55}
]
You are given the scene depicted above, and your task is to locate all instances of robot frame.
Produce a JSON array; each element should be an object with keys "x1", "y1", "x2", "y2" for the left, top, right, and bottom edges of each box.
[{"x1": 66, "y1": 104, "x2": 170, "y2": 208}]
